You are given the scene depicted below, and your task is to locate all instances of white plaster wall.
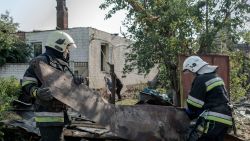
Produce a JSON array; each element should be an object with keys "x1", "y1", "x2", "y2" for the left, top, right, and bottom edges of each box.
[
  {"x1": 25, "y1": 27, "x2": 89, "y2": 62},
  {"x1": 67, "y1": 28, "x2": 89, "y2": 62},
  {"x1": 88, "y1": 28, "x2": 158, "y2": 89}
]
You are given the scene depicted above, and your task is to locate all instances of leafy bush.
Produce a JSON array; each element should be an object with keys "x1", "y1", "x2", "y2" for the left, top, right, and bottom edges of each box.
[
  {"x1": 230, "y1": 51, "x2": 250, "y2": 102},
  {"x1": 0, "y1": 77, "x2": 21, "y2": 120},
  {"x1": 0, "y1": 77, "x2": 21, "y2": 140}
]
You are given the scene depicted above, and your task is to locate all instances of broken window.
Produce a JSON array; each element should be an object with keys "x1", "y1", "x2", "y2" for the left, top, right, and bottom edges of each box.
[
  {"x1": 32, "y1": 42, "x2": 42, "y2": 57},
  {"x1": 101, "y1": 44, "x2": 109, "y2": 71}
]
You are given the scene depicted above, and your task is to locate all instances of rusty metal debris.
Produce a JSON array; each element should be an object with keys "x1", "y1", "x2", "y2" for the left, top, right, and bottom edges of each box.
[
  {"x1": 32, "y1": 60, "x2": 191, "y2": 141},
  {"x1": 64, "y1": 114, "x2": 124, "y2": 140},
  {"x1": 1, "y1": 60, "x2": 238, "y2": 141},
  {"x1": 0, "y1": 110, "x2": 126, "y2": 140}
]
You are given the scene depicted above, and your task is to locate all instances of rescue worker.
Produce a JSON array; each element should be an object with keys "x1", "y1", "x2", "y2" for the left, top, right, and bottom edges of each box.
[
  {"x1": 104, "y1": 73, "x2": 123, "y2": 101},
  {"x1": 115, "y1": 73, "x2": 123, "y2": 101},
  {"x1": 21, "y1": 30, "x2": 84, "y2": 141},
  {"x1": 182, "y1": 56, "x2": 232, "y2": 141}
]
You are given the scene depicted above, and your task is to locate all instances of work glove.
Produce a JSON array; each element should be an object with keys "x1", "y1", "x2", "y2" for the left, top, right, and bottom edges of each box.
[
  {"x1": 32, "y1": 87, "x2": 53, "y2": 101},
  {"x1": 185, "y1": 109, "x2": 200, "y2": 120},
  {"x1": 176, "y1": 107, "x2": 194, "y2": 119},
  {"x1": 73, "y1": 75, "x2": 84, "y2": 85}
]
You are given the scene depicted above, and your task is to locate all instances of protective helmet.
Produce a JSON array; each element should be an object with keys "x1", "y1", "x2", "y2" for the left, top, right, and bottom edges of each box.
[
  {"x1": 183, "y1": 56, "x2": 208, "y2": 73},
  {"x1": 45, "y1": 31, "x2": 77, "y2": 52}
]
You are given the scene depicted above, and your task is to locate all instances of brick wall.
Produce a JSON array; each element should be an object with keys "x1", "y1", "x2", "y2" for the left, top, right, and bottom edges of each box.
[{"x1": 0, "y1": 63, "x2": 29, "y2": 80}]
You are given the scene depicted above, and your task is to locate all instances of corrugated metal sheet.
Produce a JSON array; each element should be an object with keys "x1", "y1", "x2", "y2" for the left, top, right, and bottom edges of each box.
[{"x1": 179, "y1": 55, "x2": 230, "y2": 107}]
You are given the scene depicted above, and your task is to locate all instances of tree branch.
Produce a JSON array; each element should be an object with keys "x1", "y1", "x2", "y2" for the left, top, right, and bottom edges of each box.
[{"x1": 125, "y1": 0, "x2": 159, "y2": 21}]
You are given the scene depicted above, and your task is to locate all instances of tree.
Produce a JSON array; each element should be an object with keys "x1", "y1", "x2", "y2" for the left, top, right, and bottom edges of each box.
[
  {"x1": 0, "y1": 11, "x2": 31, "y2": 66},
  {"x1": 229, "y1": 51, "x2": 250, "y2": 101},
  {"x1": 100, "y1": 0, "x2": 250, "y2": 105},
  {"x1": 191, "y1": 0, "x2": 250, "y2": 53},
  {"x1": 101, "y1": 0, "x2": 197, "y2": 105},
  {"x1": 241, "y1": 30, "x2": 250, "y2": 44}
]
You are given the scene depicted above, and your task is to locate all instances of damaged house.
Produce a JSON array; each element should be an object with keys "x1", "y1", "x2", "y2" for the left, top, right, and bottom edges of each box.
[{"x1": 0, "y1": 0, "x2": 157, "y2": 90}]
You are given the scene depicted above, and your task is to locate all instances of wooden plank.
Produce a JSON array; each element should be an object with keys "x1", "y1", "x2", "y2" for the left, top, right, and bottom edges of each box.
[{"x1": 32, "y1": 61, "x2": 190, "y2": 141}]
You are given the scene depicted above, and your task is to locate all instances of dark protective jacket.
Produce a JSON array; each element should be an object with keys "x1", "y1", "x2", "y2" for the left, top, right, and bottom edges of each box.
[
  {"x1": 186, "y1": 72, "x2": 232, "y2": 126},
  {"x1": 116, "y1": 77, "x2": 123, "y2": 88},
  {"x1": 22, "y1": 48, "x2": 72, "y2": 112}
]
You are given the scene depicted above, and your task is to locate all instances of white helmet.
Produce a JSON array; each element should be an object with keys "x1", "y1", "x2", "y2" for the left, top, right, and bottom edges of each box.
[
  {"x1": 183, "y1": 56, "x2": 208, "y2": 73},
  {"x1": 45, "y1": 31, "x2": 77, "y2": 53}
]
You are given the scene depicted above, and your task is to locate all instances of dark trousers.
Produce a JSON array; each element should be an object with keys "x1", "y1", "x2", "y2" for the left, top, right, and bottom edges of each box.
[
  {"x1": 116, "y1": 85, "x2": 123, "y2": 100},
  {"x1": 188, "y1": 121, "x2": 228, "y2": 141},
  {"x1": 39, "y1": 126, "x2": 64, "y2": 141},
  {"x1": 198, "y1": 122, "x2": 228, "y2": 141},
  {"x1": 35, "y1": 108, "x2": 69, "y2": 141}
]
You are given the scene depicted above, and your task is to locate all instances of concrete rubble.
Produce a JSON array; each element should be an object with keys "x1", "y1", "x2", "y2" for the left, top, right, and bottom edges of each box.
[{"x1": 233, "y1": 99, "x2": 250, "y2": 141}]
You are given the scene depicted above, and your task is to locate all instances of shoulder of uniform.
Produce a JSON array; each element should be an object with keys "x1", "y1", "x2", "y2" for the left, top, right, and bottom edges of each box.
[
  {"x1": 194, "y1": 74, "x2": 212, "y2": 85},
  {"x1": 29, "y1": 54, "x2": 49, "y2": 64},
  {"x1": 196, "y1": 73, "x2": 224, "y2": 86}
]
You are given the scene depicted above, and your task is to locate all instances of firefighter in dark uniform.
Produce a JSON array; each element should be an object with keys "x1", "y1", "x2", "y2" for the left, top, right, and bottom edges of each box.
[
  {"x1": 183, "y1": 56, "x2": 232, "y2": 141},
  {"x1": 114, "y1": 73, "x2": 123, "y2": 101},
  {"x1": 21, "y1": 31, "x2": 83, "y2": 141}
]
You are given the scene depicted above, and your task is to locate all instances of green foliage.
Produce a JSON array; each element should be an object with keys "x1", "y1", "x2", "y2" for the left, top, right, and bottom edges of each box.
[
  {"x1": 0, "y1": 77, "x2": 21, "y2": 120},
  {"x1": 192, "y1": 0, "x2": 250, "y2": 53},
  {"x1": 0, "y1": 77, "x2": 21, "y2": 140},
  {"x1": 100, "y1": 0, "x2": 250, "y2": 105},
  {"x1": 0, "y1": 11, "x2": 31, "y2": 66},
  {"x1": 242, "y1": 30, "x2": 250, "y2": 44},
  {"x1": 101, "y1": 0, "x2": 196, "y2": 96},
  {"x1": 229, "y1": 51, "x2": 250, "y2": 102}
]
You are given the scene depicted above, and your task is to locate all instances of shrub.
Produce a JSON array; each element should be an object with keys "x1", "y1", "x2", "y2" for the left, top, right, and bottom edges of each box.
[
  {"x1": 230, "y1": 51, "x2": 250, "y2": 102},
  {"x1": 0, "y1": 77, "x2": 21, "y2": 140},
  {"x1": 0, "y1": 77, "x2": 21, "y2": 120}
]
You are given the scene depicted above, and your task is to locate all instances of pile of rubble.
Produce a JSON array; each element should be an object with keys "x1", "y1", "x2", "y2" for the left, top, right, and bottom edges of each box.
[{"x1": 233, "y1": 99, "x2": 250, "y2": 141}]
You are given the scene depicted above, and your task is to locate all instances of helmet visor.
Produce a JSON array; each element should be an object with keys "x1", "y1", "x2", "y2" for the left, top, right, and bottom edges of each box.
[
  {"x1": 67, "y1": 43, "x2": 77, "y2": 49},
  {"x1": 183, "y1": 69, "x2": 191, "y2": 74}
]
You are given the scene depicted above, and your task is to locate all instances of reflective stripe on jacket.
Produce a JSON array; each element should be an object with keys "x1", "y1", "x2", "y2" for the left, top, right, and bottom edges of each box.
[
  {"x1": 186, "y1": 72, "x2": 232, "y2": 125},
  {"x1": 201, "y1": 111, "x2": 232, "y2": 126},
  {"x1": 35, "y1": 112, "x2": 64, "y2": 123},
  {"x1": 205, "y1": 77, "x2": 224, "y2": 92},
  {"x1": 22, "y1": 76, "x2": 38, "y2": 87},
  {"x1": 187, "y1": 95, "x2": 204, "y2": 108}
]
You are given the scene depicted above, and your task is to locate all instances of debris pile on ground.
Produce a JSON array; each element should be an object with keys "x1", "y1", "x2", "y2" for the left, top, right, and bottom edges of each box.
[
  {"x1": 99, "y1": 83, "x2": 146, "y2": 101},
  {"x1": 233, "y1": 98, "x2": 250, "y2": 141}
]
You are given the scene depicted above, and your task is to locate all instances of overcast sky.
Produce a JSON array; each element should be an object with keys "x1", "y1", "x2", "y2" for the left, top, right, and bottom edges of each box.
[
  {"x1": 0, "y1": 0, "x2": 126, "y2": 34},
  {"x1": 0, "y1": 0, "x2": 249, "y2": 34}
]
